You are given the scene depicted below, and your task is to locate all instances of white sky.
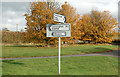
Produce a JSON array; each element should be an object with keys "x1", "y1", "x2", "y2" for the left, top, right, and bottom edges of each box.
[{"x1": 0, "y1": 0, "x2": 120, "y2": 31}]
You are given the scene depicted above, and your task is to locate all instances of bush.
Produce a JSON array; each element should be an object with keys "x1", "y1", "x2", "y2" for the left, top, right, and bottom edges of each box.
[{"x1": 2, "y1": 31, "x2": 26, "y2": 44}]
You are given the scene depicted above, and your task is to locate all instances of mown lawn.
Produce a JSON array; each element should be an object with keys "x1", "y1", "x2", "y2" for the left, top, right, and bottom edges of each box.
[
  {"x1": 2, "y1": 45, "x2": 118, "y2": 58},
  {"x1": 2, "y1": 56, "x2": 118, "y2": 75}
]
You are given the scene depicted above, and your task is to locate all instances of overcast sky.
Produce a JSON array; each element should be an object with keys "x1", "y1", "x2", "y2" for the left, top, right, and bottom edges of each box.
[{"x1": 0, "y1": 0, "x2": 119, "y2": 31}]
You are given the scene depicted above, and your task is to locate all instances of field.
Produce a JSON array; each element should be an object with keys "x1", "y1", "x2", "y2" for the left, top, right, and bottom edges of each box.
[
  {"x1": 1, "y1": 44, "x2": 118, "y2": 75},
  {"x1": 2, "y1": 56, "x2": 118, "y2": 75},
  {"x1": 2, "y1": 45, "x2": 118, "y2": 58}
]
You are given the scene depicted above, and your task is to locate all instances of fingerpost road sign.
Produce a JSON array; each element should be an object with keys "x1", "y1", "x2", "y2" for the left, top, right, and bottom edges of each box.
[
  {"x1": 53, "y1": 13, "x2": 66, "y2": 23},
  {"x1": 47, "y1": 23, "x2": 71, "y2": 37},
  {"x1": 46, "y1": 13, "x2": 71, "y2": 74}
]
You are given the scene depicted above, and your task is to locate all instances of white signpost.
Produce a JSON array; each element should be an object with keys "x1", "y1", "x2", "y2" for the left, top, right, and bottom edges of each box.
[{"x1": 46, "y1": 13, "x2": 71, "y2": 74}]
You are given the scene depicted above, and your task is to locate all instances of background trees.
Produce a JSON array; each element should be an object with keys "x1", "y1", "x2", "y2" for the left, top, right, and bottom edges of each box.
[
  {"x1": 24, "y1": 1, "x2": 118, "y2": 45},
  {"x1": 77, "y1": 10, "x2": 118, "y2": 43},
  {"x1": 2, "y1": 31, "x2": 25, "y2": 44}
]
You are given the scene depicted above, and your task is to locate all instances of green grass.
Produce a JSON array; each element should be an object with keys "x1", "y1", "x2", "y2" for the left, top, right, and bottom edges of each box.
[
  {"x1": 2, "y1": 56, "x2": 118, "y2": 75},
  {"x1": 2, "y1": 45, "x2": 118, "y2": 58}
]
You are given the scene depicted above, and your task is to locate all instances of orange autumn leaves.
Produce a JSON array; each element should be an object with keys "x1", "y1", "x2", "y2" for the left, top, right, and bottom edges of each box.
[
  {"x1": 24, "y1": 1, "x2": 118, "y2": 44},
  {"x1": 78, "y1": 10, "x2": 118, "y2": 43},
  {"x1": 24, "y1": 2, "x2": 59, "y2": 44}
]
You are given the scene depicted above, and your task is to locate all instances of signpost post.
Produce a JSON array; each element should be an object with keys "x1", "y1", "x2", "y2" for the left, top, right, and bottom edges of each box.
[
  {"x1": 46, "y1": 13, "x2": 71, "y2": 74},
  {"x1": 58, "y1": 36, "x2": 60, "y2": 74}
]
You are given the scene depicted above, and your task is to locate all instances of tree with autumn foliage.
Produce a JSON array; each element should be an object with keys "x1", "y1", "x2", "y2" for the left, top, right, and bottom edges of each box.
[
  {"x1": 24, "y1": 1, "x2": 61, "y2": 45},
  {"x1": 77, "y1": 10, "x2": 118, "y2": 43},
  {"x1": 59, "y1": 2, "x2": 80, "y2": 44},
  {"x1": 24, "y1": 1, "x2": 80, "y2": 44}
]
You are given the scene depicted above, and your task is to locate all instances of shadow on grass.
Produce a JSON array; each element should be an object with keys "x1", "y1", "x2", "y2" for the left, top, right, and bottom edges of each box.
[
  {"x1": 76, "y1": 47, "x2": 115, "y2": 53},
  {"x1": 94, "y1": 47, "x2": 110, "y2": 51},
  {"x1": 75, "y1": 47, "x2": 119, "y2": 56},
  {"x1": 76, "y1": 47, "x2": 110, "y2": 51},
  {"x1": 2, "y1": 60, "x2": 24, "y2": 65}
]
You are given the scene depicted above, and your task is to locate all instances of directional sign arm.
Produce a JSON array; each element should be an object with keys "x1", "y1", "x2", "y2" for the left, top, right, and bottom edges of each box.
[
  {"x1": 53, "y1": 13, "x2": 66, "y2": 23},
  {"x1": 49, "y1": 24, "x2": 70, "y2": 31}
]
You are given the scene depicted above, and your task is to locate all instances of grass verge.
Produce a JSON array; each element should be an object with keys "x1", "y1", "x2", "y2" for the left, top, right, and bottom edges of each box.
[
  {"x1": 2, "y1": 56, "x2": 118, "y2": 75},
  {"x1": 2, "y1": 45, "x2": 118, "y2": 58}
]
